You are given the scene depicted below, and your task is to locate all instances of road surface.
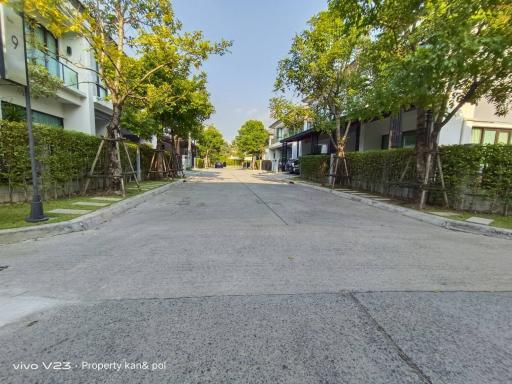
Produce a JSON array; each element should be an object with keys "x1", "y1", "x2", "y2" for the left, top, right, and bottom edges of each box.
[{"x1": 0, "y1": 169, "x2": 510, "y2": 383}]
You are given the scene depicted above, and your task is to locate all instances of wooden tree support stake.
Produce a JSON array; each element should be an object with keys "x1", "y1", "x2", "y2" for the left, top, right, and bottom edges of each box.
[
  {"x1": 83, "y1": 136, "x2": 137, "y2": 196},
  {"x1": 122, "y1": 141, "x2": 140, "y2": 188}
]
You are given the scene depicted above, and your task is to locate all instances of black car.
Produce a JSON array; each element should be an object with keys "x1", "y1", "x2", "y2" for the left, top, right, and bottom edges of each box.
[
  {"x1": 214, "y1": 161, "x2": 224, "y2": 168},
  {"x1": 285, "y1": 159, "x2": 300, "y2": 174}
]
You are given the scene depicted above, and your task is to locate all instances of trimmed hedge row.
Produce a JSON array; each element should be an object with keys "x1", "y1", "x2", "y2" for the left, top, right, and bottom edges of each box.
[
  {"x1": 299, "y1": 155, "x2": 331, "y2": 182},
  {"x1": 0, "y1": 121, "x2": 154, "y2": 200},
  {"x1": 300, "y1": 144, "x2": 512, "y2": 211}
]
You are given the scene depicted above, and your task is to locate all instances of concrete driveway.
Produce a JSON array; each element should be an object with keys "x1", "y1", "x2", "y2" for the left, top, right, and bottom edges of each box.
[{"x1": 0, "y1": 168, "x2": 510, "y2": 383}]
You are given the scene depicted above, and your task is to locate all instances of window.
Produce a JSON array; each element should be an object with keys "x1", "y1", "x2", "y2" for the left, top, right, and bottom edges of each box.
[
  {"x1": 276, "y1": 128, "x2": 283, "y2": 140},
  {"x1": 471, "y1": 127, "x2": 511, "y2": 145},
  {"x1": 1, "y1": 101, "x2": 64, "y2": 128},
  {"x1": 381, "y1": 131, "x2": 416, "y2": 150},
  {"x1": 28, "y1": 25, "x2": 59, "y2": 77},
  {"x1": 401, "y1": 131, "x2": 416, "y2": 148},
  {"x1": 498, "y1": 131, "x2": 510, "y2": 144},
  {"x1": 381, "y1": 134, "x2": 389, "y2": 149},
  {"x1": 94, "y1": 61, "x2": 108, "y2": 98}
]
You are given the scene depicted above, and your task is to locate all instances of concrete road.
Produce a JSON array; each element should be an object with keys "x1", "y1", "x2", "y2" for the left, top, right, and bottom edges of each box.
[{"x1": 0, "y1": 169, "x2": 510, "y2": 384}]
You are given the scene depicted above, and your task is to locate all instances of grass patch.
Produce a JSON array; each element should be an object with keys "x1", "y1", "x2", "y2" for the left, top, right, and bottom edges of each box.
[
  {"x1": 425, "y1": 209, "x2": 512, "y2": 230},
  {"x1": 0, "y1": 179, "x2": 173, "y2": 230}
]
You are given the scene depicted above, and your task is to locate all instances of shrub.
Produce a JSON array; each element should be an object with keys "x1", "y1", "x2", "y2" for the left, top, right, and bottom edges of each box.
[
  {"x1": 0, "y1": 121, "x2": 154, "y2": 200},
  {"x1": 299, "y1": 155, "x2": 330, "y2": 182},
  {"x1": 299, "y1": 144, "x2": 512, "y2": 212}
]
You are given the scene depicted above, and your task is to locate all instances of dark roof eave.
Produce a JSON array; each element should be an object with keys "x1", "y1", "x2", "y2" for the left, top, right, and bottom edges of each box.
[{"x1": 280, "y1": 128, "x2": 315, "y2": 143}]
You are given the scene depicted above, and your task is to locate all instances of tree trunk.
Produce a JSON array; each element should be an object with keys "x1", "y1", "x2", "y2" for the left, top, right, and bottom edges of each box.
[
  {"x1": 187, "y1": 132, "x2": 192, "y2": 170},
  {"x1": 106, "y1": 103, "x2": 123, "y2": 192},
  {"x1": 416, "y1": 109, "x2": 443, "y2": 208},
  {"x1": 415, "y1": 109, "x2": 431, "y2": 202},
  {"x1": 136, "y1": 142, "x2": 141, "y2": 181},
  {"x1": 335, "y1": 116, "x2": 342, "y2": 147}
]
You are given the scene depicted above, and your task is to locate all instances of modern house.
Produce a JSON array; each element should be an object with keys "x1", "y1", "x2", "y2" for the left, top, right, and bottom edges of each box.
[
  {"x1": 265, "y1": 99, "x2": 512, "y2": 171},
  {"x1": 0, "y1": 3, "x2": 112, "y2": 136}
]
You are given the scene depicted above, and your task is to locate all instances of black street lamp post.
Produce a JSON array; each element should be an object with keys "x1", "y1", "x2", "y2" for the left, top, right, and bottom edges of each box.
[{"x1": 21, "y1": 14, "x2": 48, "y2": 222}]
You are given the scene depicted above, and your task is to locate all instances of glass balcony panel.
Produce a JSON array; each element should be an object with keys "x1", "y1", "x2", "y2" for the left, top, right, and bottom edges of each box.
[
  {"x1": 62, "y1": 64, "x2": 78, "y2": 88},
  {"x1": 29, "y1": 50, "x2": 79, "y2": 90},
  {"x1": 46, "y1": 55, "x2": 60, "y2": 78}
]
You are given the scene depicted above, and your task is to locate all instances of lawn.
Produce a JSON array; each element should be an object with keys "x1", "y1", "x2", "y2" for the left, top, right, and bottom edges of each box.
[{"x1": 0, "y1": 180, "x2": 173, "y2": 230}]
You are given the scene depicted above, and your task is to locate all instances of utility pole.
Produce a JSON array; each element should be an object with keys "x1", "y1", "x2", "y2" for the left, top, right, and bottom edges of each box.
[{"x1": 22, "y1": 14, "x2": 48, "y2": 222}]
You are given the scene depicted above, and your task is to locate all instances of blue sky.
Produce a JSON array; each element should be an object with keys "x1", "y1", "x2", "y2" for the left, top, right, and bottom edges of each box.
[{"x1": 173, "y1": 0, "x2": 327, "y2": 142}]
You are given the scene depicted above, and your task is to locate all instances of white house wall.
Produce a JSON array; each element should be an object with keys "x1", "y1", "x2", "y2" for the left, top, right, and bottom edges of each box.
[
  {"x1": 0, "y1": 4, "x2": 112, "y2": 137},
  {"x1": 360, "y1": 117, "x2": 390, "y2": 151},
  {"x1": 438, "y1": 113, "x2": 468, "y2": 145}
]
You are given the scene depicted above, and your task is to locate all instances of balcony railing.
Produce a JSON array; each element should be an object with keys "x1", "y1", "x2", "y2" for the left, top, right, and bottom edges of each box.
[
  {"x1": 29, "y1": 50, "x2": 79, "y2": 90},
  {"x1": 94, "y1": 84, "x2": 108, "y2": 99}
]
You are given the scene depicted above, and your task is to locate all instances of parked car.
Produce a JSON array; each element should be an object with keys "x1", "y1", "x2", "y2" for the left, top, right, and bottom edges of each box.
[
  {"x1": 214, "y1": 161, "x2": 224, "y2": 168},
  {"x1": 285, "y1": 159, "x2": 300, "y2": 174}
]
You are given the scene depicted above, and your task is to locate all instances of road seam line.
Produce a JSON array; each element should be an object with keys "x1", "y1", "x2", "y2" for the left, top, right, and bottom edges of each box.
[
  {"x1": 31, "y1": 290, "x2": 512, "y2": 304},
  {"x1": 348, "y1": 292, "x2": 434, "y2": 384},
  {"x1": 231, "y1": 171, "x2": 289, "y2": 225}
]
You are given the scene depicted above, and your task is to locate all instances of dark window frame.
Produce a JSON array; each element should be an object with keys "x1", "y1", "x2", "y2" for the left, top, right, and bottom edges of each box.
[
  {"x1": 1, "y1": 101, "x2": 64, "y2": 128},
  {"x1": 381, "y1": 134, "x2": 390, "y2": 150},
  {"x1": 401, "y1": 131, "x2": 417, "y2": 148},
  {"x1": 28, "y1": 23, "x2": 59, "y2": 62}
]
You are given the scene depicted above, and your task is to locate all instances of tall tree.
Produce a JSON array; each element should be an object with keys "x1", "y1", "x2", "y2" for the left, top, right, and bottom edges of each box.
[
  {"x1": 331, "y1": 0, "x2": 512, "y2": 206},
  {"x1": 275, "y1": 8, "x2": 370, "y2": 155},
  {"x1": 23, "y1": 0, "x2": 230, "y2": 190},
  {"x1": 233, "y1": 120, "x2": 268, "y2": 169},
  {"x1": 197, "y1": 125, "x2": 225, "y2": 167}
]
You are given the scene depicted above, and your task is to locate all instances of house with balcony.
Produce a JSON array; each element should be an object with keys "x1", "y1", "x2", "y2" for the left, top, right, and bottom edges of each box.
[{"x1": 0, "y1": 3, "x2": 112, "y2": 136}]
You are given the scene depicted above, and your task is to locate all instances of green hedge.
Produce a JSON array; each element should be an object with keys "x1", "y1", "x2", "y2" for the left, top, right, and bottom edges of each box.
[
  {"x1": 300, "y1": 144, "x2": 512, "y2": 209},
  {"x1": 299, "y1": 155, "x2": 331, "y2": 182},
  {"x1": 0, "y1": 121, "x2": 154, "y2": 199}
]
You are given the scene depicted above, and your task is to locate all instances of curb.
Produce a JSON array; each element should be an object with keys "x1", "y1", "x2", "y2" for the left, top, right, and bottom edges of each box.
[
  {"x1": 286, "y1": 178, "x2": 512, "y2": 240},
  {"x1": 0, "y1": 180, "x2": 184, "y2": 245}
]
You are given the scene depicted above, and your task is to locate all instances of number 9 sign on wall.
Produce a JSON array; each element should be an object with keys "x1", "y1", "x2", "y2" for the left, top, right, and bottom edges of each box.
[{"x1": 0, "y1": 4, "x2": 27, "y2": 86}]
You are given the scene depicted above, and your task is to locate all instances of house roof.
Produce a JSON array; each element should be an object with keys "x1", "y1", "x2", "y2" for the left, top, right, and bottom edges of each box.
[
  {"x1": 269, "y1": 120, "x2": 284, "y2": 129},
  {"x1": 280, "y1": 128, "x2": 315, "y2": 143}
]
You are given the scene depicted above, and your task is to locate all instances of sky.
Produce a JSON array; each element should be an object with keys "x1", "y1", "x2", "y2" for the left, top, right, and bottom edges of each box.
[{"x1": 172, "y1": 0, "x2": 327, "y2": 142}]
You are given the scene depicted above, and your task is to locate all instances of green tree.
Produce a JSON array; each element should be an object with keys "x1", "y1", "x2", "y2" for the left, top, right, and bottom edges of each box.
[
  {"x1": 23, "y1": 0, "x2": 230, "y2": 191},
  {"x1": 269, "y1": 97, "x2": 312, "y2": 136},
  {"x1": 330, "y1": 0, "x2": 512, "y2": 206},
  {"x1": 234, "y1": 120, "x2": 268, "y2": 169},
  {"x1": 197, "y1": 125, "x2": 225, "y2": 168},
  {"x1": 275, "y1": 8, "x2": 370, "y2": 155}
]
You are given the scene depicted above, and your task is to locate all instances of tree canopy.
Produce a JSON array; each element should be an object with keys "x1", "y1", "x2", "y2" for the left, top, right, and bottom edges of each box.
[
  {"x1": 197, "y1": 125, "x2": 225, "y2": 167},
  {"x1": 233, "y1": 120, "x2": 268, "y2": 160},
  {"x1": 274, "y1": 0, "x2": 512, "y2": 202},
  {"x1": 19, "y1": 0, "x2": 231, "y2": 189},
  {"x1": 269, "y1": 97, "x2": 312, "y2": 135}
]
